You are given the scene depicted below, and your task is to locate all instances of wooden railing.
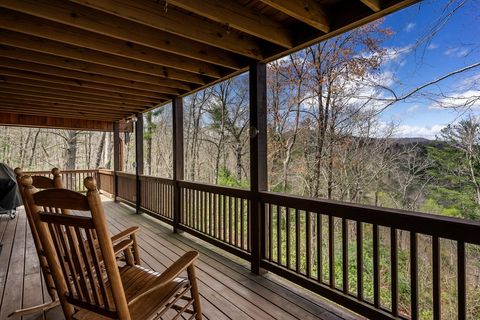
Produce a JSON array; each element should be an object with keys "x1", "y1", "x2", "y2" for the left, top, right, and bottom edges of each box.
[
  {"x1": 25, "y1": 169, "x2": 98, "y2": 192},
  {"x1": 98, "y1": 169, "x2": 114, "y2": 195},
  {"x1": 140, "y1": 175, "x2": 174, "y2": 222},
  {"x1": 178, "y1": 181, "x2": 251, "y2": 260},
  {"x1": 26, "y1": 168, "x2": 480, "y2": 319},
  {"x1": 259, "y1": 191, "x2": 480, "y2": 320}
]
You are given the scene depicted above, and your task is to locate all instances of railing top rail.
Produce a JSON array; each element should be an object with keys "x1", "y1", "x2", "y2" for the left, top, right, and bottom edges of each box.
[
  {"x1": 178, "y1": 180, "x2": 251, "y2": 199},
  {"x1": 261, "y1": 191, "x2": 480, "y2": 245},
  {"x1": 115, "y1": 171, "x2": 136, "y2": 178},
  {"x1": 139, "y1": 174, "x2": 174, "y2": 184},
  {"x1": 25, "y1": 169, "x2": 98, "y2": 174}
]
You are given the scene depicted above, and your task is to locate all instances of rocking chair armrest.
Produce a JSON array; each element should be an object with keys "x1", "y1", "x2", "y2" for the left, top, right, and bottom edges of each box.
[
  {"x1": 113, "y1": 239, "x2": 134, "y2": 256},
  {"x1": 127, "y1": 251, "x2": 199, "y2": 307},
  {"x1": 111, "y1": 226, "x2": 139, "y2": 243}
]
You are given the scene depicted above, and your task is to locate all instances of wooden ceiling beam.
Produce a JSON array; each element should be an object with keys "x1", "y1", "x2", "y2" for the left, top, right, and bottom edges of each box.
[
  {"x1": 0, "y1": 94, "x2": 144, "y2": 113},
  {"x1": 0, "y1": 86, "x2": 152, "y2": 109},
  {"x1": 0, "y1": 58, "x2": 186, "y2": 95},
  {"x1": 0, "y1": 112, "x2": 134, "y2": 132},
  {"x1": 167, "y1": 0, "x2": 294, "y2": 48},
  {"x1": 0, "y1": 69, "x2": 176, "y2": 99},
  {"x1": 0, "y1": 30, "x2": 215, "y2": 84},
  {"x1": 69, "y1": 0, "x2": 265, "y2": 59},
  {"x1": 259, "y1": 0, "x2": 330, "y2": 33},
  {"x1": 0, "y1": 75, "x2": 171, "y2": 105},
  {"x1": 0, "y1": 46, "x2": 198, "y2": 88},
  {"x1": 360, "y1": 0, "x2": 382, "y2": 12},
  {"x1": 0, "y1": 105, "x2": 130, "y2": 121},
  {"x1": 0, "y1": 2, "x2": 245, "y2": 69}
]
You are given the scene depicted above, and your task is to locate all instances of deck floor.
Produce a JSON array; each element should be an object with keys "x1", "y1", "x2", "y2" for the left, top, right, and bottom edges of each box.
[{"x1": 0, "y1": 198, "x2": 360, "y2": 320}]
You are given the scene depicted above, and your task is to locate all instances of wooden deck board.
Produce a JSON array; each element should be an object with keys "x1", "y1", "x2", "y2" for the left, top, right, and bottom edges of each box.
[{"x1": 0, "y1": 198, "x2": 360, "y2": 320}]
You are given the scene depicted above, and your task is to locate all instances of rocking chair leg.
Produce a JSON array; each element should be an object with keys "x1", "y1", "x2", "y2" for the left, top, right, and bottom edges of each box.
[
  {"x1": 187, "y1": 265, "x2": 202, "y2": 320},
  {"x1": 8, "y1": 299, "x2": 60, "y2": 317}
]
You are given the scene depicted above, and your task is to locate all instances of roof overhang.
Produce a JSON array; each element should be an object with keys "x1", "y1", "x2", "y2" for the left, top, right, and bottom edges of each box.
[{"x1": 0, "y1": 0, "x2": 420, "y2": 130}]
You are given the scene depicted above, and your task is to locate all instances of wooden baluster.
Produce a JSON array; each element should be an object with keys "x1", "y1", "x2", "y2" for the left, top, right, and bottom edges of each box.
[
  {"x1": 328, "y1": 215, "x2": 334, "y2": 288},
  {"x1": 240, "y1": 198, "x2": 245, "y2": 250},
  {"x1": 373, "y1": 224, "x2": 379, "y2": 308},
  {"x1": 342, "y1": 218, "x2": 348, "y2": 294},
  {"x1": 277, "y1": 205, "x2": 282, "y2": 265},
  {"x1": 318, "y1": 214, "x2": 323, "y2": 283},
  {"x1": 391, "y1": 228, "x2": 398, "y2": 317},
  {"x1": 432, "y1": 236, "x2": 440, "y2": 320},
  {"x1": 214, "y1": 194, "x2": 218, "y2": 239},
  {"x1": 295, "y1": 209, "x2": 300, "y2": 273},
  {"x1": 229, "y1": 196, "x2": 233, "y2": 244},
  {"x1": 286, "y1": 207, "x2": 291, "y2": 269},
  {"x1": 457, "y1": 241, "x2": 466, "y2": 320},
  {"x1": 268, "y1": 204, "x2": 273, "y2": 260},
  {"x1": 223, "y1": 194, "x2": 227, "y2": 242},
  {"x1": 410, "y1": 232, "x2": 418, "y2": 320},
  {"x1": 306, "y1": 211, "x2": 311, "y2": 278},
  {"x1": 235, "y1": 197, "x2": 239, "y2": 247},
  {"x1": 357, "y1": 221, "x2": 363, "y2": 300}
]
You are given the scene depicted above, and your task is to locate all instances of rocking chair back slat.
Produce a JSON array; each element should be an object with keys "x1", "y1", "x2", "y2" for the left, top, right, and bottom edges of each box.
[{"x1": 40, "y1": 210, "x2": 118, "y2": 318}]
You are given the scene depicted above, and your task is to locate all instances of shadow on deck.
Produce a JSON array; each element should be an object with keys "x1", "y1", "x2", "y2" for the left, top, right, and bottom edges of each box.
[{"x1": 0, "y1": 197, "x2": 361, "y2": 320}]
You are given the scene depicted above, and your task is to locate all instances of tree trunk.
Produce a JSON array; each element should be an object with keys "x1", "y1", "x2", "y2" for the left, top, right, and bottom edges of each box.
[
  {"x1": 28, "y1": 129, "x2": 41, "y2": 168},
  {"x1": 95, "y1": 131, "x2": 107, "y2": 168},
  {"x1": 64, "y1": 130, "x2": 78, "y2": 170}
]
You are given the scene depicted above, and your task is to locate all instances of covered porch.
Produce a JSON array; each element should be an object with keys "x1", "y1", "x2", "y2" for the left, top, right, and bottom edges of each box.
[
  {"x1": 1, "y1": 0, "x2": 480, "y2": 319},
  {"x1": 0, "y1": 197, "x2": 357, "y2": 320}
]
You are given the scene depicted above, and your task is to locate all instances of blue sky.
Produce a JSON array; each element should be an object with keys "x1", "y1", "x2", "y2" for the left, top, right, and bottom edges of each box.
[{"x1": 375, "y1": 0, "x2": 480, "y2": 138}]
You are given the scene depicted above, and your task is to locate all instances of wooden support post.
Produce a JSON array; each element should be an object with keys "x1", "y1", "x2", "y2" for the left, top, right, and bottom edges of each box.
[
  {"x1": 113, "y1": 122, "x2": 121, "y2": 201},
  {"x1": 173, "y1": 97, "x2": 184, "y2": 232},
  {"x1": 135, "y1": 113, "x2": 144, "y2": 214},
  {"x1": 249, "y1": 62, "x2": 267, "y2": 275}
]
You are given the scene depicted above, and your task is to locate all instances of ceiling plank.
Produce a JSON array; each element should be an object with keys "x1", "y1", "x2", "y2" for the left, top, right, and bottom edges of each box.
[
  {"x1": 0, "y1": 8, "x2": 229, "y2": 77},
  {"x1": 0, "y1": 58, "x2": 187, "y2": 94},
  {"x1": 0, "y1": 45, "x2": 198, "y2": 88},
  {"x1": 0, "y1": 104, "x2": 130, "y2": 121},
  {"x1": 0, "y1": 93, "x2": 144, "y2": 113},
  {"x1": 167, "y1": 0, "x2": 293, "y2": 48},
  {"x1": 0, "y1": 86, "x2": 152, "y2": 109},
  {"x1": 0, "y1": 77, "x2": 168, "y2": 104},
  {"x1": 0, "y1": 68, "x2": 177, "y2": 98},
  {"x1": 0, "y1": 112, "x2": 134, "y2": 131},
  {"x1": 0, "y1": 30, "x2": 216, "y2": 82},
  {"x1": 259, "y1": 0, "x2": 330, "y2": 33},
  {"x1": 0, "y1": 0, "x2": 252, "y2": 66},
  {"x1": 69, "y1": 0, "x2": 265, "y2": 59},
  {"x1": 360, "y1": 0, "x2": 382, "y2": 12}
]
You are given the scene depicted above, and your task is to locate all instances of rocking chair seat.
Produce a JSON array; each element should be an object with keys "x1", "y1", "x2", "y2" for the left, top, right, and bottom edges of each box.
[{"x1": 73, "y1": 265, "x2": 192, "y2": 320}]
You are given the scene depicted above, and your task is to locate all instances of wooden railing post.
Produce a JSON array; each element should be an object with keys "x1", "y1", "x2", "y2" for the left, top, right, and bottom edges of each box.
[
  {"x1": 172, "y1": 97, "x2": 184, "y2": 232},
  {"x1": 249, "y1": 62, "x2": 267, "y2": 275},
  {"x1": 135, "y1": 113, "x2": 144, "y2": 214},
  {"x1": 113, "y1": 122, "x2": 121, "y2": 201}
]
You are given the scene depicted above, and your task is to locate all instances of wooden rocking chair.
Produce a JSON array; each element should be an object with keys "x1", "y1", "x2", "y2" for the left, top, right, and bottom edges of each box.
[
  {"x1": 11, "y1": 168, "x2": 140, "y2": 318},
  {"x1": 24, "y1": 176, "x2": 202, "y2": 320}
]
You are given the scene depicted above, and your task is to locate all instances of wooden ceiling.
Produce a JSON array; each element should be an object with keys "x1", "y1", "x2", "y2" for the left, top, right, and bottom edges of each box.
[{"x1": 0, "y1": 0, "x2": 419, "y2": 129}]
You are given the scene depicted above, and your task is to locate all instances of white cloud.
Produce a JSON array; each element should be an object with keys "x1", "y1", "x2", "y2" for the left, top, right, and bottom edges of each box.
[
  {"x1": 444, "y1": 47, "x2": 470, "y2": 57},
  {"x1": 429, "y1": 90, "x2": 480, "y2": 109},
  {"x1": 427, "y1": 43, "x2": 439, "y2": 50},
  {"x1": 405, "y1": 22, "x2": 416, "y2": 32},
  {"x1": 394, "y1": 124, "x2": 445, "y2": 139},
  {"x1": 406, "y1": 105, "x2": 420, "y2": 113}
]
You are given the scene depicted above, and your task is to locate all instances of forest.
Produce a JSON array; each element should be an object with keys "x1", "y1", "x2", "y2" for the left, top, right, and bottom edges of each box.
[{"x1": 1, "y1": 0, "x2": 479, "y2": 318}]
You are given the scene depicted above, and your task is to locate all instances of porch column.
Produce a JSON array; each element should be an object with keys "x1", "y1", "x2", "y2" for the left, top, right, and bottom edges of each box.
[
  {"x1": 172, "y1": 97, "x2": 184, "y2": 232},
  {"x1": 113, "y1": 122, "x2": 123, "y2": 201},
  {"x1": 249, "y1": 62, "x2": 267, "y2": 275},
  {"x1": 135, "y1": 113, "x2": 144, "y2": 214}
]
